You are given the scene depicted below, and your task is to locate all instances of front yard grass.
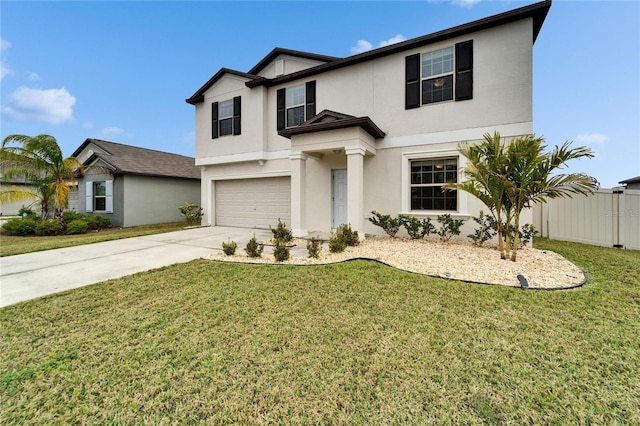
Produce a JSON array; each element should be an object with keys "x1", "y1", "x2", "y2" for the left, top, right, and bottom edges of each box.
[
  {"x1": 0, "y1": 222, "x2": 185, "y2": 257},
  {"x1": 1, "y1": 239, "x2": 639, "y2": 424}
]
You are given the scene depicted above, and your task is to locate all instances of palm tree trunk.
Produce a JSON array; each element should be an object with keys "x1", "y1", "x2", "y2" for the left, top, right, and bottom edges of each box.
[
  {"x1": 511, "y1": 215, "x2": 521, "y2": 262},
  {"x1": 54, "y1": 205, "x2": 65, "y2": 228},
  {"x1": 496, "y1": 209, "x2": 506, "y2": 260}
]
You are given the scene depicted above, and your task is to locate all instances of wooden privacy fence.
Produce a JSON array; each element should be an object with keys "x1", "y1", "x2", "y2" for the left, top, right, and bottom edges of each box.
[{"x1": 533, "y1": 188, "x2": 640, "y2": 250}]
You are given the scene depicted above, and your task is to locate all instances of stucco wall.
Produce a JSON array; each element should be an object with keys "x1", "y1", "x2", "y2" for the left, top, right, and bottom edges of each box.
[{"x1": 121, "y1": 175, "x2": 200, "y2": 227}]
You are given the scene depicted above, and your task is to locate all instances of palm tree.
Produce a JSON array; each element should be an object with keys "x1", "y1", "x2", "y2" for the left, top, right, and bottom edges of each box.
[
  {"x1": 1, "y1": 134, "x2": 84, "y2": 224},
  {"x1": 0, "y1": 175, "x2": 56, "y2": 219},
  {"x1": 447, "y1": 132, "x2": 514, "y2": 259},
  {"x1": 503, "y1": 136, "x2": 598, "y2": 261},
  {"x1": 449, "y1": 132, "x2": 598, "y2": 262}
]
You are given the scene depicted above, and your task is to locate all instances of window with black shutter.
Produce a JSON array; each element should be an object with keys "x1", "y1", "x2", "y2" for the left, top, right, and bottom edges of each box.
[
  {"x1": 277, "y1": 81, "x2": 317, "y2": 130},
  {"x1": 405, "y1": 39, "x2": 473, "y2": 109},
  {"x1": 212, "y1": 96, "x2": 241, "y2": 138}
]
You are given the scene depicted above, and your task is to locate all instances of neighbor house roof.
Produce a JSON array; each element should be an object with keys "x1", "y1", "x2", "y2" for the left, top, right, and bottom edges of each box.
[
  {"x1": 186, "y1": 0, "x2": 551, "y2": 103},
  {"x1": 619, "y1": 176, "x2": 640, "y2": 185},
  {"x1": 72, "y1": 139, "x2": 200, "y2": 180}
]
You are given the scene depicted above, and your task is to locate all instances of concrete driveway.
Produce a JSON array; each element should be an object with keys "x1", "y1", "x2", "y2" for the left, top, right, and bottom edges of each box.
[{"x1": 0, "y1": 226, "x2": 272, "y2": 308}]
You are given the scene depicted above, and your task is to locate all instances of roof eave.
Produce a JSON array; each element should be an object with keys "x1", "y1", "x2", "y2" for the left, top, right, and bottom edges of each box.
[
  {"x1": 247, "y1": 0, "x2": 551, "y2": 88},
  {"x1": 278, "y1": 117, "x2": 386, "y2": 140},
  {"x1": 186, "y1": 68, "x2": 260, "y2": 105}
]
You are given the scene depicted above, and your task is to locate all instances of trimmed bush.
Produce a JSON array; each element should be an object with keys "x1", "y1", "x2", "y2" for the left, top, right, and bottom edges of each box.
[
  {"x1": 2, "y1": 218, "x2": 38, "y2": 235},
  {"x1": 35, "y1": 219, "x2": 64, "y2": 236},
  {"x1": 399, "y1": 215, "x2": 435, "y2": 239},
  {"x1": 84, "y1": 215, "x2": 111, "y2": 230},
  {"x1": 18, "y1": 206, "x2": 38, "y2": 219},
  {"x1": 336, "y1": 223, "x2": 359, "y2": 247},
  {"x1": 178, "y1": 202, "x2": 203, "y2": 225},
  {"x1": 436, "y1": 214, "x2": 465, "y2": 242},
  {"x1": 66, "y1": 219, "x2": 89, "y2": 235},
  {"x1": 63, "y1": 211, "x2": 84, "y2": 224},
  {"x1": 222, "y1": 239, "x2": 237, "y2": 256},
  {"x1": 328, "y1": 234, "x2": 347, "y2": 253},
  {"x1": 273, "y1": 240, "x2": 290, "y2": 262},
  {"x1": 270, "y1": 219, "x2": 293, "y2": 243},
  {"x1": 307, "y1": 238, "x2": 321, "y2": 259},
  {"x1": 368, "y1": 211, "x2": 401, "y2": 237},
  {"x1": 467, "y1": 211, "x2": 497, "y2": 246},
  {"x1": 245, "y1": 235, "x2": 263, "y2": 258}
]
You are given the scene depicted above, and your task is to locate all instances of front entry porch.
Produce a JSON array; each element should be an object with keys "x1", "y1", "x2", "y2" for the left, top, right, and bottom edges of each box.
[{"x1": 279, "y1": 110, "x2": 385, "y2": 239}]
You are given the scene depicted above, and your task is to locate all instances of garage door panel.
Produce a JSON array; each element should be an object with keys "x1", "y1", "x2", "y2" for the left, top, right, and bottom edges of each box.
[{"x1": 215, "y1": 177, "x2": 291, "y2": 228}]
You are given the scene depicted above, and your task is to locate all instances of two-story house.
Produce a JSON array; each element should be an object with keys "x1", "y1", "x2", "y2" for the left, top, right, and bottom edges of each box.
[{"x1": 186, "y1": 0, "x2": 551, "y2": 239}]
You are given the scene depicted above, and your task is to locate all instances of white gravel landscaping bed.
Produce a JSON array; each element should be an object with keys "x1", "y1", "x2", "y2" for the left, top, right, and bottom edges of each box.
[{"x1": 203, "y1": 236, "x2": 585, "y2": 290}]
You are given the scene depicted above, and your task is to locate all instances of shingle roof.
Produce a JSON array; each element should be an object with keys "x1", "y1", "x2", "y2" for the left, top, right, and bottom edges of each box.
[
  {"x1": 72, "y1": 139, "x2": 200, "y2": 180},
  {"x1": 619, "y1": 176, "x2": 640, "y2": 185},
  {"x1": 186, "y1": 0, "x2": 551, "y2": 103}
]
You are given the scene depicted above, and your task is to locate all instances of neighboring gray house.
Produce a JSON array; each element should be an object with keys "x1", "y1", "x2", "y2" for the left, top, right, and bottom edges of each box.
[
  {"x1": 186, "y1": 0, "x2": 551, "y2": 238},
  {"x1": 619, "y1": 176, "x2": 640, "y2": 190},
  {"x1": 71, "y1": 139, "x2": 201, "y2": 227}
]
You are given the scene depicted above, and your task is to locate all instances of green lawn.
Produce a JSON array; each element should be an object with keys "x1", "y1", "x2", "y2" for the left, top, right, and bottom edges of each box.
[
  {"x1": 1, "y1": 239, "x2": 638, "y2": 424},
  {"x1": 0, "y1": 222, "x2": 185, "y2": 257}
]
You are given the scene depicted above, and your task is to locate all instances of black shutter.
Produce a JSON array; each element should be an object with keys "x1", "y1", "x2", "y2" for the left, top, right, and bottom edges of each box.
[
  {"x1": 211, "y1": 102, "x2": 219, "y2": 139},
  {"x1": 305, "y1": 80, "x2": 316, "y2": 121},
  {"x1": 277, "y1": 88, "x2": 285, "y2": 131},
  {"x1": 233, "y1": 96, "x2": 241, "y2": 135},
  {"x1": 405, "y1": 53, "x2": 420, "y2": 109},
  {"x1": 455, "y1": 40, "x2": 473, "y2": 101}
]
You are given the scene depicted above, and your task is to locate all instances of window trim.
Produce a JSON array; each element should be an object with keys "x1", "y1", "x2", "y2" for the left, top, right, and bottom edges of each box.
[
  {"x1": 276, "y1": 81, "x2": 316, "y2": 131},
  {"x1": 421, "y1": 47, "x2": 454, "y2": 105},
  {"x1": 401, "y1": 150, "x2": 467, "y2": 216},
  {"x1": 409, "y1": 157, "x2": 458, "y2": 211},
  {"x1": 85, "y1": 180, "x2": 113, "y2": 213}
]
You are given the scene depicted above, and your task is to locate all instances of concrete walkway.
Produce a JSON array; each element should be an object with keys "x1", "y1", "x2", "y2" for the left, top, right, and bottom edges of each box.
[{"x1": 0, "y1": 226, "x2": 275, "y2": 308}]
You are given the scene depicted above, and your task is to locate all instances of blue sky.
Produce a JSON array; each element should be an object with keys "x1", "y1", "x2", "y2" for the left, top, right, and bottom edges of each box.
[{"x1": 1, "y1": 0, "x2": 638, "y2": 188}]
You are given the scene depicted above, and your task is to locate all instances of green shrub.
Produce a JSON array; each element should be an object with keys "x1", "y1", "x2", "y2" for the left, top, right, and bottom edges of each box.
[
  {"x1": 368, "y1": 211, "x2": 401, "y2": 237},
  {"x1": 307, "y1": 238, "x2": 321, "y2": 259},
  {"x1": 84, "y1": 215, "x2": 111, "y2": 229},
  {"x1": 2, "y1": 218, "x2": 38, "y2": 235},
  {"x1": 273, "y1": 240, "x2": 290, "y2": 262},
  {"x1": 467, "y1": 211, "x2": 497, "y2": 246},
  {"x1": 518, "y1": 223, "x2": 538, "y2": 248},
  {"x1": 336, "y1": 223, "x2": 359, "y2": 247},
  {"x1": 222, "y1": 239, "x2": 237, "y2": 256},
  {"x1": 62, "y1": 211, "x2": 84, "y2": 223},
  {"x1": 35, "y1": 219, "x2": 64, "y2": 236},
  {"x1": 18, "y1": 206, "x2": 38, "y2": 219},
  {"x1": 436, "y1": 214, "x2": 465, "y2": 242},
  {"x1": 66, "y1": 219, "x2": 89, "y2": 235},
  {"x1": 244, "y1": 235, "x2": 263, "y2": 258},
  {"x1": 178, "y1": 202, "x2": 203, "y2": 225},
  {"x1": 270, "y1": 218, "x2": 293, "y2": 243},
  {"x1": 399, "y1": 214, "x2": 435, "y2": 239},
  {"x1": 328, "y1": 234, "x2": 347, "y2": 253}
]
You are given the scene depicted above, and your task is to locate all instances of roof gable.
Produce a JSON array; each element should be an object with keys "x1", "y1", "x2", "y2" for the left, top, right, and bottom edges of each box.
[
  {"x1": 73, "y1": 139, "x2": 200, "y2": 180},
  {"x1": 278, "y1": 109, "x2": 385, "y2": 140},
  {"x1": 248, "y1": 48, "x2": 340, "y2": 76}
]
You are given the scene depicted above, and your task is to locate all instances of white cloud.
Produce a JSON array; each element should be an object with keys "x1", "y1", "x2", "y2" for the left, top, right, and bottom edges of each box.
[
  {"x1": 100, "y1": 127, "x2": 125, "y2": 138},
  {"x1": 0, "y1": 38, "x2": 10, "y2": 52},
  {"x1": 351, "y1": 40, "x2": 373, "y2": 55},
  {"x1": 2, "y1": 86, "x2": 76, "y2": 124},
  {"x1": 351, "y1": 34, "x2": 406, "y2": 54},
  {"x1": 1, "y1": 38, "x2": 12, "y2": 81},
  {"x1": 576, "y1": 133, "x2": 609, "y2": 145},
  {"x1": 451, "y1": 0, "x2": 481, "y2": 8}
]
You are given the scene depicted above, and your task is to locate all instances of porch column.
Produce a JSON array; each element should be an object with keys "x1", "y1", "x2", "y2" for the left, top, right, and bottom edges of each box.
[
  {"x1": 290, "y1": 152, "x2": 308, "y2": 237},
  {"x1": 346, "y1": 146, "x2": 366, "y2": 240}
]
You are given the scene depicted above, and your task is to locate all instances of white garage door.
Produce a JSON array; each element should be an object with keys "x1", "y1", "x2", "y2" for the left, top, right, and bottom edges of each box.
[{"x1": 215, "y1": 177, "x2": 291, "y2": 228}]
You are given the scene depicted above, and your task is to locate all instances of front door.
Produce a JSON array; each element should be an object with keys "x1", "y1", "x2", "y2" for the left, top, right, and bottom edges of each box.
[{"x1": 332, "y1": 169, "x2": 347, "y2": 229}]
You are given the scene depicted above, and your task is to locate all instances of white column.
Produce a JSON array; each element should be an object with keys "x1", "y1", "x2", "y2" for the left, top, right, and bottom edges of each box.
[
  {"x1": 290, "y1": 152, "x2": 308, "y2": 237},
  {"x1": 346, "y1": 146, "x2": 366, "y2": 240}
]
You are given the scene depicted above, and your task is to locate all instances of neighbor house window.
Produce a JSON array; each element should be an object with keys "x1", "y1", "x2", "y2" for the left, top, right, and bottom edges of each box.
[
  {"x1": 410, "y1": 158, "x2": 458, "y2": 211},
  {"x1": 85, "y1": 180, "x2": 113, "y2": 213},
  {"x1": 276, "y1": 81, "x2": 316, "y2": 131},
  {"x1": 405, "y1": 40, "x2": 473, "y2": 109},
  {"x1": 94, "y1": 181, "x2": 107, "y2": 211},
  {"x1": 211, "y1": 96, "x2": 241, "y2": 139}
]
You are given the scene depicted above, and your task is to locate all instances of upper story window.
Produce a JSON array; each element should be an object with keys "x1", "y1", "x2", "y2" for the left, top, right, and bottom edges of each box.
[
  {"x1": 277, "y1": 81, "x2": 316, "y2": 131},
  {"x1": 422, "y1": 47, "x2": 454, "y2": 104},
  {"x1": 405, "y1": 40, "x2": 473, "y2": 109},
  {"x1": 286, "y1": 85, "x2": 306, "y2": 127},
  {"x1": 211, "y1": 96, "x2": 241, "y2": 139}
]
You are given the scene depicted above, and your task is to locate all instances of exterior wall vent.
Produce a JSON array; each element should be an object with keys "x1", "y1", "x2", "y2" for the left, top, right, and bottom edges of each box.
[{"x1": 275, "y1": 59, "x2": 284, "y2": 76}]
